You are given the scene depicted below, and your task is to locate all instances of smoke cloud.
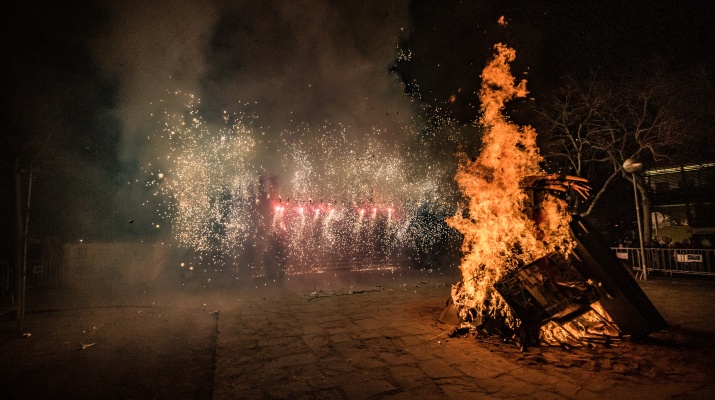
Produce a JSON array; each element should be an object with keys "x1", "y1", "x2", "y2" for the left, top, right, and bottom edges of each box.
[
  {"x1": 91, "y1": 0, "x2": 219, "y2": 162},
  {"x1": 79, "y1": 0, "x2": 459, "y2": 260},
  {"x1": 91, "y1": 0, "x2": 414, "y2": 162}
]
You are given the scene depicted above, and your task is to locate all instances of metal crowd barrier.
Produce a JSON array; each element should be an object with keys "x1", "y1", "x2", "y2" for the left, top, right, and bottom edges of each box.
[
  {"x1": 612, "y1": 247, "x2": 715, "y2": 276},
  {"x1": 26, "y1": 259, "x2": 64, "y2": 287}
]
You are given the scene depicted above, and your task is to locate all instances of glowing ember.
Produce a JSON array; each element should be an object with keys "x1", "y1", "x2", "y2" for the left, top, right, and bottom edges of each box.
[{"x1": 447, "y1": 44, "x2": 574, "y2": 330}]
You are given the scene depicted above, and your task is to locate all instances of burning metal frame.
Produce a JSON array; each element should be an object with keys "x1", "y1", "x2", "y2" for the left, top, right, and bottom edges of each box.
[
  {"x1": 492, "y1": 214, "x2": 668, "y2": 347},
  {"x1": 446, "y1": 174, "x2": 668, "y2": 348},
  {"x1": 445, "y1": 44, "x2": 667, "y2": 348}
]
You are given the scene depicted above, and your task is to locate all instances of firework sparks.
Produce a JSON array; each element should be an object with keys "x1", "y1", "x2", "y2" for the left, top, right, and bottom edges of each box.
[{"x1": 142, "y1": 91, "x2": 461, "y2": 277}]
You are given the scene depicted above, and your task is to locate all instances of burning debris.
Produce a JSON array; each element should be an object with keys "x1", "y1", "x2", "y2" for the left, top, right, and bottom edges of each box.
[
  {"x1": 445, "y1": 44, "x2": 666, "y2": 348},
  {"x1": 80, "y1": 343, "x2": 96, "y2": 350}
]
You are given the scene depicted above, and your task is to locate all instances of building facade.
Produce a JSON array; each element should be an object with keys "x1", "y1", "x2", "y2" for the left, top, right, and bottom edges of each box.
[{"x1": 645, "y1": 163, "x2": 715, "y2": 245}]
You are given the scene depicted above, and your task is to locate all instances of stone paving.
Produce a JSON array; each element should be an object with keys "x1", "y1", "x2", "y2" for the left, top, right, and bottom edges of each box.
[
  {"x1": 209, "y1": 270, "x2": 715, "y2": 400},
  {"x1": 3, "y1": 268, "x2": 715, "y2": 399}
]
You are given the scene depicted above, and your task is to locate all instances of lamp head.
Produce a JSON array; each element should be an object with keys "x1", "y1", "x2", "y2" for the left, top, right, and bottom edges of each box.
[{"x1": 623, "y1": 158, "x2": 643, "y2": 173}]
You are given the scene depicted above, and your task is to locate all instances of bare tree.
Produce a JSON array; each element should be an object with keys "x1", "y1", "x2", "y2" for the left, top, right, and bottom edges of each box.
[
  {"x1": 0, "y1": 115, "x2": 56, "y2": 327},
  {"x1": 536, "y1": 73, "x2": 686, "y2": 242}
]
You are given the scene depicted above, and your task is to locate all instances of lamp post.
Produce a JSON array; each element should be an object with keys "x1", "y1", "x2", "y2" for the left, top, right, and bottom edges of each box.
[{"x1": 623, "y1": 158, "x2": 647, "y2": 280}]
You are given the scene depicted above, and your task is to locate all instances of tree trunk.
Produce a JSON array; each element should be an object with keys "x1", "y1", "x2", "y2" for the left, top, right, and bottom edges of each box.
[
  {"x1": 640, "y1": 188, "x2": 652, "y2": 245},
  {"x1": 633, "y1": 174, "x2": 652, "y2": 244},
  {"x1": 12, "y1": 160, "x2": 23, "y2": 321},
  {"x1": 580, "y1": 168, "x2": 621, "y2": 217}
]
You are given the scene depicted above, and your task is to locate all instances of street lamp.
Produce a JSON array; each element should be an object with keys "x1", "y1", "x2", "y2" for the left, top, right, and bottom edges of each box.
[{"x1": 623, "y1": 158, "x2": 647, "y2": 280}]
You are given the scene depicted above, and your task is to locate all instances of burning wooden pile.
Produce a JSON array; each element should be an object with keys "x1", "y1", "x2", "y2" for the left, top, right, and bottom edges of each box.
[
  {"x1": 444, "y1": 44, "x2": 666, "y2": 348},
  {"x1": 447, "y1": 174, "x2": 667, "y2": 348}
]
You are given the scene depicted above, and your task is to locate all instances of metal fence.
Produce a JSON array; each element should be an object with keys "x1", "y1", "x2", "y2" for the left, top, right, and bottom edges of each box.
[
  {"x1": 612, "y1": 247, "x2": 715, "y2": 276},
  {"x1": 26, "y1": 259, "x2": 64, "y2": 287},
  {"x1": 0, "y1": 259, "x2": 65, "y2": 291}
]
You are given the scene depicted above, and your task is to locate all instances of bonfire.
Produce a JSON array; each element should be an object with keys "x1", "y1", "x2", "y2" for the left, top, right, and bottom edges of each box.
[{"x1": 446, "y1": 44, "x2": 665, "y2": 347}]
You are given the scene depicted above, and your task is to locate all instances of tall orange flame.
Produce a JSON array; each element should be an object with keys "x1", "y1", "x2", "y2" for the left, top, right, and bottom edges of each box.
[{"x1": 447, "y1": 44, "x2": 573, "y2": 327}]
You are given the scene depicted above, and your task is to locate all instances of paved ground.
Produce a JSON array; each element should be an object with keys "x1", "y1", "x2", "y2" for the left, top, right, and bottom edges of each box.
[{"x1": 2, "y1": 268, "x2": 715, "y2": 399}]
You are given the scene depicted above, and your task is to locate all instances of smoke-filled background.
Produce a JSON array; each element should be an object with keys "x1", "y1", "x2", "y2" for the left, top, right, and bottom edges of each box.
[
  {"x1": 1, "y1": 0, "x2": 463, "y2": 275},
  {"x1": 1, "y1": 0, "x2": 712, "y2": 275},
  {"x1": 4, "y1": 2, "x2": 417, "y2": 228}
]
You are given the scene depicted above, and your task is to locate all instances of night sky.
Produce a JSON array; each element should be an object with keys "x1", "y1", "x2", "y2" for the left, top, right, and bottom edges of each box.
[{"x1": 1, "y1": 0, "x2": 713, "y2": 258}]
